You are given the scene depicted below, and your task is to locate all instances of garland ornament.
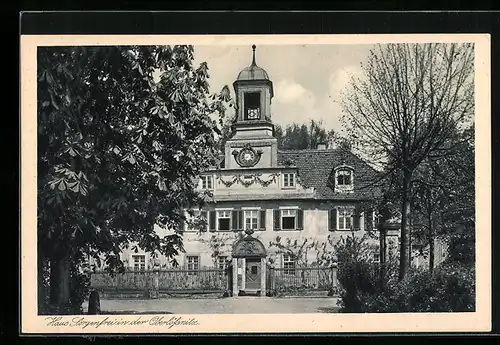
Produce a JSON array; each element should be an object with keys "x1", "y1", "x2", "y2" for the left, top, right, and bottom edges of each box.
[{"x1": 217, "y1": 172, "x2": 280, "y2": 188}]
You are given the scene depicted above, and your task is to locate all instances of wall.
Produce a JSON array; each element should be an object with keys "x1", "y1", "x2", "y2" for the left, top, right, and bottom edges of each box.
[
  {"x1": 118, "y1": 199, "x2": 376, "y2": 270},
  {"x1": 412, "y1": 238, "x2": 449, "y2": 270}
]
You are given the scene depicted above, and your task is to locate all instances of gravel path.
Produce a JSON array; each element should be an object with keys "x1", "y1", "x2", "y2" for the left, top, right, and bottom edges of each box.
[{"x1": 82, "y1": 297, "x2": 340, "y2": 314}]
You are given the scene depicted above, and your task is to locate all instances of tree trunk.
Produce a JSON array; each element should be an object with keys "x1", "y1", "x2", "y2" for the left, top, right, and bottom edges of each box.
[
  {"x1": 399, "y1": 171, "x2": 412, "y2": 281},
  {"x1": 49, "y1": 252, "x2": 71, "y2": 314},
  {"x1": 37, "y1": 253, "x2": 47, "y2": 314},
  {"x1": 379, "y1": 229, "x2": 386, "y2": 291},
  {"x1": 429, "y1": 216, "x2": 435, "y2": 273}
]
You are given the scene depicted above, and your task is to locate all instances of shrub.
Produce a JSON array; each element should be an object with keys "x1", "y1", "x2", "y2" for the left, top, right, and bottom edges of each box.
[
  {"x1": 334, "y1": 233, "x2": 394, "y2": 313},
  {"x1": 446, "y1": 232, "x2": 475, "y2": 265},
  {"x1": 335, "y1": 233, "x2": 475, "y2": 313},
  {"x1": 38, "y1": 256, "x2": 51, "y2": 315},
  {"x1": 366, "y1": 262, "x2": 475, "y2": 313}
]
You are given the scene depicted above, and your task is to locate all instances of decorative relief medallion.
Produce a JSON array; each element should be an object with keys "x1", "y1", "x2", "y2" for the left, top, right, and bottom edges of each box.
[{"x1": 232, "y1": 144, "x2": 263, "y2": 167}]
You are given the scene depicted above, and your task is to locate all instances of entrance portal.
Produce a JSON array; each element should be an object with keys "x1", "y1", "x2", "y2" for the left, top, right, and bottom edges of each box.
[
  {"x1": 231, "y1": 229, "x2": 267, "y2": 297},
  {"x1": 245, "y1": 258, "x2": 262, "y2": 290}
]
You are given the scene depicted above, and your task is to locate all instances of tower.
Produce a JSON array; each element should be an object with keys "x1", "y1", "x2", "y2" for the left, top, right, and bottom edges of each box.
[{"x1": 225, "y1": 45, "x2": 278, "y2": 169}]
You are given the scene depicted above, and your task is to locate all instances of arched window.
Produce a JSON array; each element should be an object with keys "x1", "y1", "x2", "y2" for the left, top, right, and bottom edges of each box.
[{"x1": 334, "y1": 166, "x2": 354, "y2": 192}]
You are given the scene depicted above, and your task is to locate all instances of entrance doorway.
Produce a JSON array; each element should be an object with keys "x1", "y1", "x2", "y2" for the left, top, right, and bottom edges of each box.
[
  {"x1": 245, "y1": 258, "x2": 262, "y2": 290},
  {"x1": 231, "y1": 230, "x2": 267, "y2": 297}
]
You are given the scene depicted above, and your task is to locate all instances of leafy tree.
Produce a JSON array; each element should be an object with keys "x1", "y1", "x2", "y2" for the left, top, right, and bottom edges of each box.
[
  {"x1": 37, "y1": 45, "x2": 231, "y2": 313},
  {"x1": 217, "y1": 116, "x2": 337, "y2": 152},
  {"x1": 411, "y1": 126, "x2": 474, "y2": 271},
  {"x1": 215, "y1": 112, "x2": 237, "y2": 154},
  {"x1": 340, "y1": 43, "x2": 474, "y2": 280},
  {"x1": 275, "y1": 119, "x2": 335, "y2": 150}
]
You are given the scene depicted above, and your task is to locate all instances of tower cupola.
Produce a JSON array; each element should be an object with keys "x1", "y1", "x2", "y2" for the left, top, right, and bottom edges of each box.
[{"x1": 233, "y1": 45, "x2": 274, "y2": 124}]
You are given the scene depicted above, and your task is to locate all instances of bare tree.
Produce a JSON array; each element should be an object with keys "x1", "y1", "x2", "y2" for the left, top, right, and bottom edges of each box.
[{"x1": 340, "y1": 43, "x2": 474, "y2": 280}]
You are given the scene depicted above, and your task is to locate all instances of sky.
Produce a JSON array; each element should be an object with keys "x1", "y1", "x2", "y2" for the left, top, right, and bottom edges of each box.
[{"x1": 192, "y1": 44, "x2": 376, "y2": 135}]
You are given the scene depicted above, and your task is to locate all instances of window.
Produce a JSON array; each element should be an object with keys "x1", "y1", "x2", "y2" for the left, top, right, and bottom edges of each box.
[
  {"x1": 244, "y1": 210, "x2": 259, "y2": 230},
  {"x1": 244, "y1": 92, "x2": 261, "y2": 120},
  {"x1": 200, "y1": 175, "x2": 213, "y2": 190},
  {"x1": 281, "y1": 209, "x2": 297, "y2": 230},
  {"x1": 335, "y1": 168, "x2": 354, "y2": 192},
  {"x1": 186, "y1": 256, "x2": 199, "y2": 275},
  {"x1": 217, "y1": 210, "x2": 231, "y2": 231},
  {"x1": 282, "y1": 173, "x2": 295, "y2": 188},
  {"x1": 337, "y1": 210, "x2": 352, "y2": 230},
  {"x1": 274, "y1": 209, "x2": 303, "y2": 231},
  {"x1": 283, "y1": 254, "x2": 296, "y2": 275},
  {"x1": 217, "y1": 256, "x2": 228, "y2": 271},
  {"x1": 132, "y1": 255, "x2": 146, "y2": 271}
]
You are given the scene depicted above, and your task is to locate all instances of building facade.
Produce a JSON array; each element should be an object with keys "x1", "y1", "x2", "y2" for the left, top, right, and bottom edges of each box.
[{"x1": 115, "y1": 46, "x2": 384, "y2": 294}]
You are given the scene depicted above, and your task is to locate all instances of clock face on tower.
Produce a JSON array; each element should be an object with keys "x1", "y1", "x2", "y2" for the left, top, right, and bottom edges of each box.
[
  {"x1": 241, "y1": 150, "x2": 256, "y2": 164},
  {"x1": 233, "y1": 144, "x2": 263, "y2": 168}
]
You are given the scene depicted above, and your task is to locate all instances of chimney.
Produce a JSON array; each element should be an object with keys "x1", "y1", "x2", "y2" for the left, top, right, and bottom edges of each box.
[{"x1": 317, "y1": 142, "x2": 327, "y2": 150}]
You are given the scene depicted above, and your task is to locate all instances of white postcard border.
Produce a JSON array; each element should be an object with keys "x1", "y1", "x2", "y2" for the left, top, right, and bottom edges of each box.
[{"x1": 21, "y1": 33, "x2": 491, "y2": 334}]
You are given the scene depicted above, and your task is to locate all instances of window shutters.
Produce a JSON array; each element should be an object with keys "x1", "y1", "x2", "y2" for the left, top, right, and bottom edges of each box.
[
  {"x1": 201, "y1": 211, "x2": 208, "y2": 231},
  {"x1": 273, "y1": 209, "x2": 281, "y2": 230},
  {"x1": 238, "y1": 210, "x2": 244, "y2": 231},
  {"x1": 297, "y1": 209, "x2": 304, "y2": 230},
  {"x1": 231, "y1": 210, "x2": 244, "y2": 231},
  {"x1": 365, "y1": 207, "x2": 374, "y2": 231},
  {"x1": 328, "y1": 209, "x2": 337, "y2": 231},
  {"x1": 209, "y1": 211, "x2": 216, "y2": 232},
  {"x1": 353, "y1": 208, "x2": 361, "y2": 231},
  {"x1": 259, "y1": 210, "x2": 266, "y2": 230},
  {"x1": 231, "y1": 210, "x2": 238, "y2": 231}
]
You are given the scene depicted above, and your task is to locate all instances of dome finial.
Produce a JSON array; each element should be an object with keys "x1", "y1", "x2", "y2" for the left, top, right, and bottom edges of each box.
[{"x1": 251, "y1": 44, "x2": 257, "y2": 66}]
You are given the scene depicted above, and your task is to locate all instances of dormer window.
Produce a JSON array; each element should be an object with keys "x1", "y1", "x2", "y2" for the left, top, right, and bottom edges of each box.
[
  {"x1": 244, "y1": 92, "x2": 261, "y2": 120},
  {"x1": 334, "y1": 167, "x2": 354, "y2": 193},
  {"x1": 282, "y1": 173, "x2": 295, "y2": 188},
  {"x1": 200, "y1": 175, "x2": 213, "y2": 190},
  {"x1": 337, "y1": 169, "x2": 352, "y2": 185}
]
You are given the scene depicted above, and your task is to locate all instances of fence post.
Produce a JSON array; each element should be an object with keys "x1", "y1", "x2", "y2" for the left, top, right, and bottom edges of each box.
[
  {"x1": 88, "y1": 290, "x2": 101, "y2": 315},
  {"x1": 271, "y1": 267, "x2": 275, "y2": 291},
  {"x1": 328, "y1": 264, "x2": 338, "y2": 296},
  {"x1": 154, "y1": 270, "x2": 159, "y2": 298}
]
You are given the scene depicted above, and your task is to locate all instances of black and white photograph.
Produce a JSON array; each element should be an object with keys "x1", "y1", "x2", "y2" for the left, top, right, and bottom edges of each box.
[{"x1": 21, "y1": 33, "x2": 491, "y2": 333}]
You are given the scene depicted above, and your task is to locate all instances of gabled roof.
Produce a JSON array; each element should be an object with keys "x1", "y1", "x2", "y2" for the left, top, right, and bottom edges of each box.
[{"x1": 277, "y1": 148, "x2": 383, "y2": 201}]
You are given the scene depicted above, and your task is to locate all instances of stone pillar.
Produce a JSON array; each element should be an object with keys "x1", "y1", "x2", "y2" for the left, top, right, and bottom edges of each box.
[
  {"x1": 232, "y1": 258, "x2": 238, "y2": 296},
  {"x1": 241, "y1": 258, "x2": 246, "y2": 291},
  {"x1": 260, "y1": 257, "x2": 266, "y2": 296}
]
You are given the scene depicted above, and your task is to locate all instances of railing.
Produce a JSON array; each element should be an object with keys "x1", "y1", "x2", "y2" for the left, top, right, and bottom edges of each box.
[
  {"x1": 90, "y1": 268, "x2": 228, "y2": 294},
  {"x1": 90, "y1": 266, "x2": 338, "y2": 298},
  {"x1": 90, "y1": 270, "x2": 153, "y2": 291},
  {"x1": 157, "y1": 268, "x2": 227, "y2": 291},
  {"x1": 267, "y1": 266, "x2": 337, "y2": 292}
]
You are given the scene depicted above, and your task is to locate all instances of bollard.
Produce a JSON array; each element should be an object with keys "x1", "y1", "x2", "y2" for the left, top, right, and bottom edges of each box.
[{"x1": 88, "y1": 290, "x2": 101, "y2": 315}]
